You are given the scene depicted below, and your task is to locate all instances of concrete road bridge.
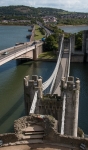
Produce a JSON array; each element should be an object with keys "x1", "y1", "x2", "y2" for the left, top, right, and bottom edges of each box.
[{"x1": 0, "y1": 40, "x2": 43, "y2": 66}]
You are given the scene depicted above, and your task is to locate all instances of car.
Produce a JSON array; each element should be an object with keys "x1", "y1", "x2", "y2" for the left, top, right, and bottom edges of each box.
[
  {"x1": 0, "y1": 140, "x2": 3, "y2": 146},
  {"x1": 2, "y1": 51, "x2": 8, "y2": 55}
]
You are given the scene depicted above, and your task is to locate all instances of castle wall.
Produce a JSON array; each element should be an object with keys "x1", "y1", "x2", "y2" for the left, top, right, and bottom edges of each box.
[{"x1": 38, "y1": 97, "x2": 62, "y2": 132}]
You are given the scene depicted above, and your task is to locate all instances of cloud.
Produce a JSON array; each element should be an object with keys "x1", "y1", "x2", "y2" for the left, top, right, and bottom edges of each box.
[{"x1": 0, "y1": 0, "x2": 88, "y2": 12}]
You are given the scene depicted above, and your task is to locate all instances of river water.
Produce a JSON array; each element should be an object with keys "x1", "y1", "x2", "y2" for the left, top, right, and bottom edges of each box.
[
  {"x1": 59, "y1": 25, "x2": 88, "y2": 33},
  {"x1": 0, "y1": 26, "x2": 56, "y2": 133},
  {"x1": 0, "y1": 25, "x2": 88, "y2": 134}
]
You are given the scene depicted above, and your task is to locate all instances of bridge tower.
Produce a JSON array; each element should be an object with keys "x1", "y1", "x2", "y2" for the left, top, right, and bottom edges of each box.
[
  {"x1": 70, "y1": 34, "x2": 75, "y2": 54},
  {"x1": 24, "y1": 75, "x2": 43, "y2": 115},
  {"x1": 61, "y1": 76, "x2": 80, "y2": 137}
]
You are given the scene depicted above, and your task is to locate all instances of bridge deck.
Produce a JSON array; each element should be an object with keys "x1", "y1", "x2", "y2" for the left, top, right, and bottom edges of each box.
[
  {"x1": 54, "y1": 50, "x2": 69, "y2": 96},
  {"x1": 0, "y1": 41, "x2": 43, "y2": 66}
]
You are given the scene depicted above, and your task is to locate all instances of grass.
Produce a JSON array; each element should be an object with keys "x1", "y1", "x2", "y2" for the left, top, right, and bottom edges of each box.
[
  {"x1": 34, "y1": 24, "x2": 45, "y2": 40},
  {"x1": 38, "y1": 51, "x2": 57, "y2": 59}
]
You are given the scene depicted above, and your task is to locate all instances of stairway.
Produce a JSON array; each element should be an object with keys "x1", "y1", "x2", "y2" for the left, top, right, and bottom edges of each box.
[{"x1": 21, "y1": 125, "x2": 44, "y2": 143}]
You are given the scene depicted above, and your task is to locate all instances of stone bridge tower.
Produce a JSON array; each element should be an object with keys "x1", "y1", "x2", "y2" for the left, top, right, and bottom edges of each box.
[
  {"x1": 24, "y1": 75, "x2": 80, "y2": 137},
  {"x1": 61, "y1": 76, "x2": 80, "y2": 137}
]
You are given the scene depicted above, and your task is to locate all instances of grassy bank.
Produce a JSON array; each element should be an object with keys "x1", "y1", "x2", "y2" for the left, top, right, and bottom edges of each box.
[
  {"x1": 34, "y1": 25, "x2": 45, "y2": 40},
  {"x1": 38, "y1": 51, "x2": 57, "y2": 59}
]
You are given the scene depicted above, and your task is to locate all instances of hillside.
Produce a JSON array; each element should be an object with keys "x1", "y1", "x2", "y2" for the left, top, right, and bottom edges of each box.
[
  {"x1": 0, "y1": 5, "x2": 88, "y2": 25},
  {"x1": 0, "y1": 5, "x2": 69, "y2": 17}
]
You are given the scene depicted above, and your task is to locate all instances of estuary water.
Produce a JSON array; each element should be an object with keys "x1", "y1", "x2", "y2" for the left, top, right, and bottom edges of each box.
[
  {"x1": 59, "y1": 25, "x2": 88, "y2": 33},
  {"x1": 0, "y1": 25, "x2": 88, "y2": 134},
  {"x1": 0, "y1": 26, "x2": 56, "y2": 133}
]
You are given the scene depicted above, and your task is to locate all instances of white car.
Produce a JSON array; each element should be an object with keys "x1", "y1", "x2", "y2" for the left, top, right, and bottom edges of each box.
[{"x1": 2, "y1": 51, "x2": 8, "y2": 55}]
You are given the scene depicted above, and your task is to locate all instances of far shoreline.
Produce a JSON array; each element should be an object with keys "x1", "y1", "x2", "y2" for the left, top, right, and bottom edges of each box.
[{"x1": 58, "y1": 24, "x2": 88, "y2": 27}]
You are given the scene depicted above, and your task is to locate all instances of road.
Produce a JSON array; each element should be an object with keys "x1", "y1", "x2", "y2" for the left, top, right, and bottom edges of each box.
[{"x1": 37, "y1": 21, "x2": 53, "y2": 37}]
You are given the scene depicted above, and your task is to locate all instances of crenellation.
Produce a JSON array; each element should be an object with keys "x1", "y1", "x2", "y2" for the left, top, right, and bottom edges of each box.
[
  {"x1": 68, "y1": 76, "x2": 74, "y2": 82},
  {"x1": 75, "y1": 78, "x2": 80, "y2": 90},
  {"x1": 32, "y1": 75, "x2": 38, "y2": 81},
  {"x1": 24, "y1": 75, "x2": 29, "y2": 86}
]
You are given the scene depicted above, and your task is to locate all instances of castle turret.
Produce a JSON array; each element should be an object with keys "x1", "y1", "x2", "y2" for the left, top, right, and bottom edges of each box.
[
  {"x1": 24, "y1": 75, "x2": 43, "y2": 115},
  {"x1": 61, "y1": 76, "x2": 80, "y2": 137}
]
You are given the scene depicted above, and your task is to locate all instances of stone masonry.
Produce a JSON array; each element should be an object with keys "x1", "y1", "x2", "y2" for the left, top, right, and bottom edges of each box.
[{"x1": 24, "y1": 75, "x2": 80, "y2": 137}]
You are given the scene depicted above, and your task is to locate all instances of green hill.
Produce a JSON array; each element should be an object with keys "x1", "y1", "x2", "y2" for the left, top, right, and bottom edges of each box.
[{"x1": 0, "y1": 5, "x2": 68, "y2": 17}]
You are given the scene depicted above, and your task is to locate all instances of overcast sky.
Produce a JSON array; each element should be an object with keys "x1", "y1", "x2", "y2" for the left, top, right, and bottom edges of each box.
[{"x1": 0, "y1": 0, "x2": 88, "y2": 12}]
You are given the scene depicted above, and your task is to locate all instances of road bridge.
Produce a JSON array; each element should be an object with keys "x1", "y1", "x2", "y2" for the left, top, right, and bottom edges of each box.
[{"x1": 0, "y1": 40, "x2": 43, "y2": 66}]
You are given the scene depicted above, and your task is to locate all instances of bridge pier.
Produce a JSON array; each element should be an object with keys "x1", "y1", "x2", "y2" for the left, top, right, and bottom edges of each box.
[{"x1": 33, "y1": 44, "x2": 43, "y2": 60}]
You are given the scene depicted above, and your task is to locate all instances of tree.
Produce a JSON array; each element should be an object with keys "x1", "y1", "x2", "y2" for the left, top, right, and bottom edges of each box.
[{"x1": 45, "y1": 35, "x2": 57, "y2": 51}]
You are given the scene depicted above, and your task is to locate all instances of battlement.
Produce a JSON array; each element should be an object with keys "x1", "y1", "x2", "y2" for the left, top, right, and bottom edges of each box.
[
  {"x1": 61, "y1": 76, "x2": 80, "y2": 91},
  {"x1": 24, "y1": 75, "x2": 80, "y2": 137}
]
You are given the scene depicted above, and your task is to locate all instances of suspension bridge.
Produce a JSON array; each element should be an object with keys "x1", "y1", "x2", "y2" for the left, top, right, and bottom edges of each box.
[{"x1": 24, "y1": 34, "x2": 80, "y2": 139}]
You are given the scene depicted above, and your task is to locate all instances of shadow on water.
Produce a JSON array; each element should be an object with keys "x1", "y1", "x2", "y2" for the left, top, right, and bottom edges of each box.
[
  {"x1": 0, "y1": 60, "x2": 16, "y2": 74},
  {"x1": 5, "y1": 110, "x2": 25, "y2": 133},
  {"x1": 0, "y1": 95, "x2": 25, "y2": 127},
  {"x1": 16, "y1": 59, "x2": 33, "y2": 66},
  {"x1": 0, "y1": 59, "x2": 33, "y2": 74}
]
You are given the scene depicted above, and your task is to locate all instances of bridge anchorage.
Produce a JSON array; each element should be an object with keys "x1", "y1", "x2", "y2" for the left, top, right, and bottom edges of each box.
[{"x1": 24, "y1": 35, "x2": 80, "y2": 138}]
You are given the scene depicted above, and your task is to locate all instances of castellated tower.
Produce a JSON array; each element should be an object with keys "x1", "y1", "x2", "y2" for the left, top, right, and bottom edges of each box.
[
  {"x1": 61, "y1": 76, "x2": 80, "y2": 137},
  {"x1": 24, "y1": 75, "x2": 43, "y2": 115}
]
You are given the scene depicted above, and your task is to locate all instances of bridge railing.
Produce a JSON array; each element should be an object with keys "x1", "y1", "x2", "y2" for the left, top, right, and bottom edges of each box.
[
  {"x1": 67, "y1": 37, "x2": 71, "y2": 78},
  {"x1": 29, "y1": 91, "x2": 38, "y2": 114},
  {"x1": 42, "y1": 35, "x2": 64, "y2": 93},
  {"x1": 0, "y1": 45, "x2": 35, "y2": 66}
]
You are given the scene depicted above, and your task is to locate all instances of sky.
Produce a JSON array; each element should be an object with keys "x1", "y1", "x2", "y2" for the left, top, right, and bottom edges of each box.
[{"x1": 0, "y1": 0, "x2": 88, "y2": 13}]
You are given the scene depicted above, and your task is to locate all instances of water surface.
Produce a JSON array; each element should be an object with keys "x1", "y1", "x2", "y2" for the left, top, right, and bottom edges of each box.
[
  {"x1": 0, "y1": 25, "x2": 31, "y2": 50},
  {"x1": 59, "y1": 25, "x2": 88, "y2": 33},
  {"x1": 0, "y1": 25, "x2": 88, "y2": 134}
]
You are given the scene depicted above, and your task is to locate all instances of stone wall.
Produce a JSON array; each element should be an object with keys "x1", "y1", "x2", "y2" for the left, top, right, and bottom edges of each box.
[
  {"x1": 48, "y1": 131, "x2": 88, "y2": 147},
  {"x1": 14, "y1": 114, "x2": 58, "y2": 140},
  {"x1": 0, "y1": 115, "x2": 88, "y2": 147},
  {"x1": 71, "y1": 54, "x2": 84, "y2": 62},
  {"x1": 14, "y1": 115, "x2": 88, "y2": 147},
  {"x1": 0, "y1": 133, "x2": 17, "y2": 144}
]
